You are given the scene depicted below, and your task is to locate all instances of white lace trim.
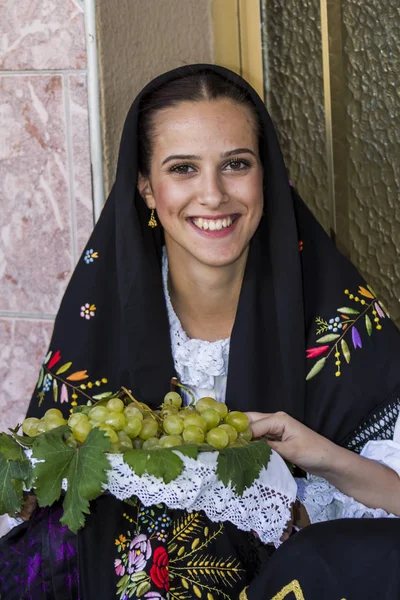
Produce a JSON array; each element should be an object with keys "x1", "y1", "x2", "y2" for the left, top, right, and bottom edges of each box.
[
  {"x1": 296, "y1": 475, "x2": 397, "y2": 524},
  {"x1": 162, "y1": 248, "x2": 230, "y2": 389},
  {"x1": 105, "y1": 448, "x2": 297, "y2": 545}
]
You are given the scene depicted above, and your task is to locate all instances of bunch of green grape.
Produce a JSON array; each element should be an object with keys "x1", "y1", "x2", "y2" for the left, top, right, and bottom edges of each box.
[{"x1": 21, "y1": 392, "x2": 252, "y2": 452}]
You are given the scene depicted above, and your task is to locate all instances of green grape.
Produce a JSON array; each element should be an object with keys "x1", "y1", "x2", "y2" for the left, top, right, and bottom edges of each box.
[
  {"x1": 224, "y1": 411, "x2": 249, "y2": 433},
  {"x1": 124, "y1": 405, "x2": 144, "y2": 420},
  {"x1": 72, "y1": 419, "x2": 93, "y2": 443},
  {"x1": 218, "y1": 423, "x2": 238, "y2": 445},
  {"x1": 206, "y1": 427, "x2": 229, "y2": 450},
  {"x1": 68, "y1": 412, "x2": 89, "y2": 430},
  {"x1": 201, "y1": 408, "x2": 221, "y2": 431},
  {"x1": 44, "y1": 408, "x2": 64, "y2": 420},
  {"x1": 159, "y1": 435, "x2": 183, "y2": 448},
  {"x1": 105, "y1": 411, "x2": 126, "y2": 431},
  {"x1": 118, "y1": 436, "x2": 133, "y2": 450},
  {"x1": 183, "y1": 413, "x2": 207, "y2": 432},
  {"x1": 163, "y1": 415, "x2": 184, "y2": 435},
  {"x1": 238, "y1": 426, "x2": 253, "y2": 442},
  {"x1": 139, "y1": 417, "x2": 159, "y2": 440},
  {"x1": 45, "y1": 415, "x2": 67, "y2": 430},
  {"x1": 123, "y1": 416, "x2": 143, "y2": 438},
  {"x1": 133, "y1": 437, "x2": 144, "y2": 449},
  {"x1": 178, "y1": 408, "x2": 195, "y2": 420},
  {"x1": 182, "y1": 425, "x2": 205, "y2": 444},
  {"x1": 142, "y1": 437, "x2": 160, "y2": 450},
  {"x1": 195, "y1": 397, "x2": 217, "y2": 414},
  {"x1": 22, "y1": 417, "x2": 41, "y2": 437},
  {"x1": 106, "y1": 397, "x2": 125, "y2": 413},
  {"x1": 98, "y1": 425, "x2": 118, "y2": 444},
  {"x1": 213, "y1": 402, "x2": 228, "y2": 419},
  {"x1": 163, "y1": 391, "x2": 183, "y2": 409},
  {"x1": 36, "y1": 420, "x2": 48, "y2": 434},
  {"x1": 160, "y1": 405, "x2": 179, "y2": 418},
  {"x1": 88, "y1": 405, "x2": 109, "y2": 423}
]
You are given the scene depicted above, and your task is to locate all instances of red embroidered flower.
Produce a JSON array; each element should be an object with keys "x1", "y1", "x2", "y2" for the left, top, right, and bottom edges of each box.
[
  {"x1": 150, "y1": 546, "x2": 170, "y2": 591},
  {"x1": 306, "y1": 345, "x2": 329, "y2": 359}
]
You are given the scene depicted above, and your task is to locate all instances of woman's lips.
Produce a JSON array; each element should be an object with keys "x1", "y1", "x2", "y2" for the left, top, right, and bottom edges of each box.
[{"x1": 188, "y1": 214, "x2": 240, "y2": 237}]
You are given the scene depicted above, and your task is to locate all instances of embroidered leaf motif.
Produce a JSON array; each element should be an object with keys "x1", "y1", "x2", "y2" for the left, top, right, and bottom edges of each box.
[
  {"x1": 48, "y1": 350, "x2": 61, "y2": 370},
  {"x1": 123, "y1": 446, "x2": 199, "y2": 485},
  {"x1": 66, "y1": 370, "x2": 89, "y2": 381},
  {"x1": 92, "y1": 391, "x2": 114, "y2": 400},
  {"x1": 0, "y1": 433, "x2": 31, "y2": 515},
  {"x1": 367, "y1": 284, "x2": 377, "y2": 297},
  {"x1": 44, "y1": 351, "x2": 52, "y2": 365},
  {"x1": 216, "y1": 440, "x2": 272, "y2": 496},
  {"x1": 352, "y1": 326, "x2": 362, "y2": 349},
  {"x1": 341, "y1": 339, "x2": 351, "y2": 364},
  {"x1": 337, "y1": 307, "x2": 360, "y2": 315},
  {"x1": 375, "y1": 302, "x2": 386, "y2": 319},
  {"x1": 365, "y1": 314, "x2": 372, "y2": 336},
  {"x1": 56, "y1": 362, "x2": 73, "y2": 375},
  {"x1": 53, "y1": 378, "x2": 58, "y2": 402},
  {"x1": 306, "y1": 357, "x2": 327, "y2": 381},
  {"x1": 358, "y1": 286, "x2": 374, "y2": 299},
  {"x1": 32, "y1": 426, "x2": 111, "y2": 532},
  {"x1": 37, "y1": 366, "x2": 44, "y2": 389},
  {"x1": 317, "y1": 334, "x2": 340, "y2": 343}
]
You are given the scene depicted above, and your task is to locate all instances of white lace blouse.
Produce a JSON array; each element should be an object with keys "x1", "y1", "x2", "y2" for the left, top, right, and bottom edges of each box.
[{"x1": 162, "y1": 249, "x2": 400, "y2": 524}]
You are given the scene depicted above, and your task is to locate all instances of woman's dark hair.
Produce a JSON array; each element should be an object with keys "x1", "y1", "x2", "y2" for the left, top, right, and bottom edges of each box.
[{"x1": 138, "y1": 69, "x2": 262, "y2": 177}]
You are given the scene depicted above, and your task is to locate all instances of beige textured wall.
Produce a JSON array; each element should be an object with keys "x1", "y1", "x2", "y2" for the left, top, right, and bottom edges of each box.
[{"x1": 96, "y1": 0, "x2": 215, "y2": 193}]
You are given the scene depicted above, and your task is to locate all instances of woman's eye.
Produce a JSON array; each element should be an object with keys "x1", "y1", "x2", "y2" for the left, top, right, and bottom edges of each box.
[
  {"x1": 170, "y1": 164, "x2": 195, "y2": 175},
  {"x1": 225, "y1": 160, "x2": 250, "y2": 171}
]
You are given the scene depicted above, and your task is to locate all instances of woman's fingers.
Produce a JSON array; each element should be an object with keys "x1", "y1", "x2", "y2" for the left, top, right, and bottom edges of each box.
[
  {"x1": 245, "y1": 411, "x2": 272, "y2": 424},
  {"x1": 249, "y1": 414, "x2": 286, "y2": 440}
]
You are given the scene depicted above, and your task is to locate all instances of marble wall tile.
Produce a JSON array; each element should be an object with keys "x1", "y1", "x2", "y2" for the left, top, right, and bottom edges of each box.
[
  {"x1": 0, "y1": 318, "x2": 54, "y2": 431},
  {"x1": 68, "y1": 74, "x2": 94, "y2": 255},
  {"x1": 0, "y1": 0, "x2": 86, "y2": 71},
  {"x1": 0, "y1": 74, "x2": 73, "y2": 314}
]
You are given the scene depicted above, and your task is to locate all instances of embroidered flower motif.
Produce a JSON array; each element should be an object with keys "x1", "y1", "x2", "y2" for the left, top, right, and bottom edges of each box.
[
  {"x1": 299, "y1": 240, "x2": 304, "y2": 251},
  {"x1": 306, "y1": 345, "x2": 329, "y2": 359},
  {"x1": 42, "y1": 375, "x2": 52, "y2": 392},
  {"x1": 114, "y1": 558, "x2": 125, "y2": 576},
  {"x1": 115, "y1": 534, "x2": 127, "y2": 551},
  {"x1": 144, "y1": 593, "x2": 167, "y2": 600},
  {"x1": 128, "y1": 534, "x2": 152, "y2": 574},
  {"x1": 48, "y1": 350, "x2": 62, "y2": 370},
  {"x1": 80, "y1": 303, "x2": 96, "y2": 320},
  {"x1": 83, "y1": 249, "x2": 99, "y2": 264},
  {"x1": 150, "y1": 546, "x2": 170, "y2": 591}
]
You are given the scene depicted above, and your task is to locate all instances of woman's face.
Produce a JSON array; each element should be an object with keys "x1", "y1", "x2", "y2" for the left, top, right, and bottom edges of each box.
[{"x1": 138, "y1": 98, "x2": 264, "y2": 269}]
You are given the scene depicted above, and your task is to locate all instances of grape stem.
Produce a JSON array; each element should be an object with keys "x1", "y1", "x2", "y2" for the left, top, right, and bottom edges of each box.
[
  {"x1": 120, "y1": 386, "x2": 162, "y2": 423},
  {"x1": 170, "y1": 379, "x2": 196, "y2": 406}
]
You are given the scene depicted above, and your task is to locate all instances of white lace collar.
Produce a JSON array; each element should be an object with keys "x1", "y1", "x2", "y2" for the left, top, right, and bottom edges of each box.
[{"x1": 162, "y1": 248, "x2": 230, "y2": 389}]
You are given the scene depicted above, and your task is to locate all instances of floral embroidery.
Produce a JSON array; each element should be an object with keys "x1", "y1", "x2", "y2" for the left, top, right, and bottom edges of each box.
[
  {"x1": 35, "y1": 349, "x2": 110, "y2": 408},
  {"x1": 80, "y1": 303, "x2": 96, "y2": 320},
  {"x1": 150, "y1": 547, "x2": 169, "y2": 591},
  {"x1": 84, "y1": 248, "x2": 99, "y2": 264},
  {"x1": 115, "y1": 505, "x2": 243, "y2": 600},
  {"x1": 306, "y1": 285, "x2": 389, "y2": 380}
]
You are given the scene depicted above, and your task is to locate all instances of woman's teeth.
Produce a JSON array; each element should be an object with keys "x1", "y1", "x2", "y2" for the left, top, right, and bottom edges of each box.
[{"x1": 191, "y1": 217, "x2": 234, "y2": 231}]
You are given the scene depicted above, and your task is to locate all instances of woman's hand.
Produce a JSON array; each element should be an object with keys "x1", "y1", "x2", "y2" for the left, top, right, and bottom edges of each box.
[{"x1": 246, "y1": 411, "x2": 338, "y2": 475}]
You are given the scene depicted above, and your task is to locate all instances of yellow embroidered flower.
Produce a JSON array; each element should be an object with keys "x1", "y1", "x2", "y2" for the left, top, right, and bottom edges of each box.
[{"x1": 115, "y1": 534, "x2": 127, "y2": 550}]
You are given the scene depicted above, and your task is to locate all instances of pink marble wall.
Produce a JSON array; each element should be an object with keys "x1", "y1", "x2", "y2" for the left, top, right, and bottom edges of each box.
[{"x1": 0, "y1": 0, "x2": 93, "y2": 431}]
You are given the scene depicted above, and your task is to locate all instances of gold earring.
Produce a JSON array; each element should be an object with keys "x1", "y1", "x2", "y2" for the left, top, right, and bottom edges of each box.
[{"x1": 148, "y1": 208, "x2": 157, "y2": 228}]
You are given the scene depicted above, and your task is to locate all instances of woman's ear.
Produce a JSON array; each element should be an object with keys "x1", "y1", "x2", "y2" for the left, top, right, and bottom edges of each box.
[{"x1": 137, "y1": 172, "x2": 155, "y2": 208}]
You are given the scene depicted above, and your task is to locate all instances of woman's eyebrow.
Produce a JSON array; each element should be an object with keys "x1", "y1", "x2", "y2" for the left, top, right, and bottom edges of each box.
[{"x1": 162, "y1": 148, "x2": 256, "y2": 166}]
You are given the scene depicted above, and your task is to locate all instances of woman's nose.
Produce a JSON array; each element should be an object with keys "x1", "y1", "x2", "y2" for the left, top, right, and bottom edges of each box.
[{"x1": 197, "y1": 171, "x2": 228, "y2": 209}]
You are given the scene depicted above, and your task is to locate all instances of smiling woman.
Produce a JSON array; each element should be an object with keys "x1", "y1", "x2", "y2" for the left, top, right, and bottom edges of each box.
[{"x1": 2, "y1": 64, "x2": 400, "y2": 600}]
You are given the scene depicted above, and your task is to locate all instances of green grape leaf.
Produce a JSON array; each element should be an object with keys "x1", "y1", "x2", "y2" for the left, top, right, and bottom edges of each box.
[
  {"x1": 9, "y1": 426, "x2": 35, "y2": 448},
  {"x1": 0, "y1": 434, "x2": 31, "y2": 515},
  {"x1": 56, "y1": 362, "x2": 72, "y2": 375},
  {"x1": 0, "y1": 433, "x2": 27, "y2": 462},
  {"x1": 32, "y1": 426, "x2": 111, "y2": 532},
  {"x1": 317, "y1": 333, "x2": 340, "y2": 343},
  {"x1": 216, "y1": 440, "x2": 272, "y2": 496},
  {"x1": 306, "y1": 357, "x2": 327, "y2": 381},
  {"x1": 341, "y1": 339, "x2": 351, "y2": 364},
  {"x1": 365, "y1": 314, "x2": 372, "y2": 336},
  {"x1": 123, "y1": 445, "x2": 198, "y2": 484},
  {"x1": 337, "y1": 307, "x2": 360, "y2": 315}
]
